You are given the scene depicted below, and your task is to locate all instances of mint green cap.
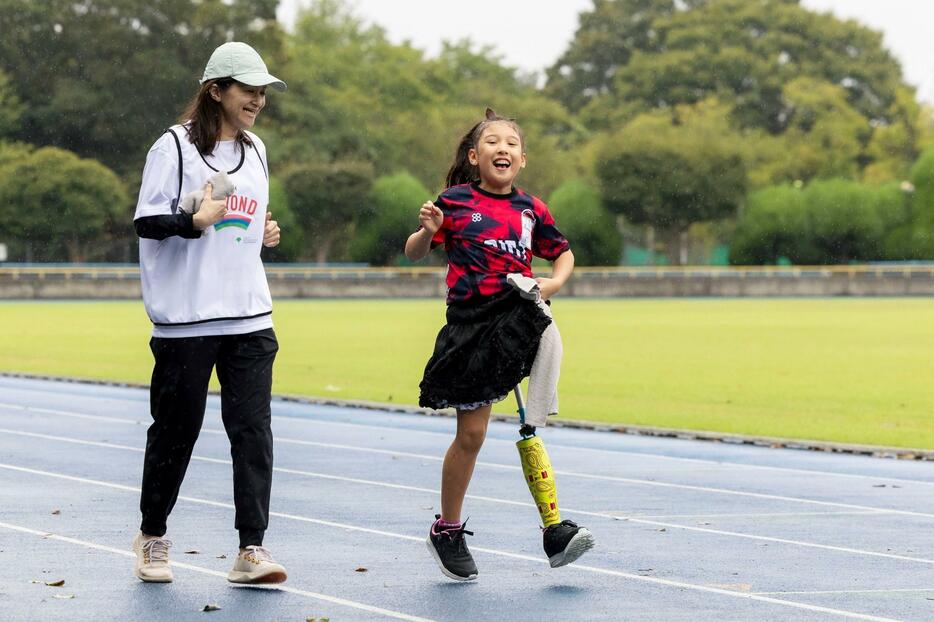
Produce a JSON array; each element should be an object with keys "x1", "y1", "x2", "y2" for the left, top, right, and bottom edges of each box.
[{"x1": 200, "y1": 42, "x2": 287, "y2": 91}]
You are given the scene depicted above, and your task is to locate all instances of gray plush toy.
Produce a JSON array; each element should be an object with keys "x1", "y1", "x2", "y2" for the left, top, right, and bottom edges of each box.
[{"x1": 178, "y1": 171, "x2": 236, "y2": 214}]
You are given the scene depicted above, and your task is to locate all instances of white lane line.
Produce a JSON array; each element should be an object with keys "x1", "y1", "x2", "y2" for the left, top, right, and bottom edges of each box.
[
  {"x1": 1, "y1": 428, "x2": 933, "y2": 568},
  {"x1": 2, "y1": 406, "x2": 934, "y2": 522},
  {"x1": 0, "y1": 403, "x2": 145, "y2": 426},
  {"x1": 3, "y1": 394, "x2": 933, "y2": 489},
  {"x1": 0, "y1": 520, "x2": 435, "y2": 622},
  {"x1": 0, "y1": 428, "x2": 457, "y2": 498},
  {"x1": 0, "y1": 462, "x2": 904, "y2": 622},
  {"x1": 754, "y1": 588, "x2": 934, "y2": 596},
  {"x1": 613, "y1": 511, "x2": 883, "y2": 520}
]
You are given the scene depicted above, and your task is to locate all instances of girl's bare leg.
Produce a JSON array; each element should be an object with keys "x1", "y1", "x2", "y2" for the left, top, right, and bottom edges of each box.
[{"x1": 440, "y1": 404, "x2": 492, "y2": 522}]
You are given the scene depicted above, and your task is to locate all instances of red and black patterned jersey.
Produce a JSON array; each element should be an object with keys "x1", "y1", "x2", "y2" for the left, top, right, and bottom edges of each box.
[{"x1": 428, "y1": 183, "x2": 570, "y2": 304}]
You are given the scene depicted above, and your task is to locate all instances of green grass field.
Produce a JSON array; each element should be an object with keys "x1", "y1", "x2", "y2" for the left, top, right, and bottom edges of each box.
[{"x1": 2, "y1": 299, "x2": 933, "y2": 449}]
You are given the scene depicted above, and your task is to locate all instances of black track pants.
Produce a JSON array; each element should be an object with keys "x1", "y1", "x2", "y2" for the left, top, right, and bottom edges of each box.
[{"x1": 139, "y1": 328, "x2": 278, "y2": 548}]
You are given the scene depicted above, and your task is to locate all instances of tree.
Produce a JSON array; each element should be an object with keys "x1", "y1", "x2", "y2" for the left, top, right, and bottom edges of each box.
[
  {"x1": 777, "y1": 78, "x2": 868, "y2": 181},
  {"x1": 349, "y1": 172, "x2": 430, "y2": 266},
  {"x1": 596, "y1": 104, "x2": 747, "y2": 264},
  {"x1": 0, "y1": 147, "x2": 128, "y2": 262},
  {"x1": 0, "y1": 0, "x2": 284, "y2": 176},
  {"x1": 550, "y1": 0, "x2": 917, "y2": 185},
  {"x1": 862, "y1": 87, "x2": 924, "y2": 183},
  {"x1": 0, "y1": 69, "x2": 23, "y2": 140},
  {"x1": 271, "y1": 0, "x2": 432, "y2": 168},
  {"x1": 0, "y1": 140, "x2": 32, "y2": 170},
  {"x1": 562, "y1": 0, "x2": 906, "y2": 134},
  {"x1": 282, "y1": 159, "x2": 373, "y2": 263},
  {"x1": 547, "y1": 180, "x2": 621, "y2": 266},
  {"x1": 545, "y1": 0, "x2": 683, "y2": 113},
  {"x1": 273, "y1": 1, "x2": 581, "y2": 199},
  {"x1": 906, "y1": 149, "x2": 934, "y2": 257}
]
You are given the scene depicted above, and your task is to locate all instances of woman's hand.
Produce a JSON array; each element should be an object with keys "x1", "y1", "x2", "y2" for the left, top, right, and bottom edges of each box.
[
  {"x1": 419, "y1": 201, "x2": 443, "y2": 234},
  {"x1": 192, "y1": 182, "x2": 228, "y2": 230},
  {"x1": 263, "y1": 211, "x2": 280, "y2": 247}
]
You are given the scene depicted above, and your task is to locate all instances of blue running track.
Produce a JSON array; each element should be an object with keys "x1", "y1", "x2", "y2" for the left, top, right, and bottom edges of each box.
[{"x1": 1, "y1": 376, "x2": 933, "y2": 621}]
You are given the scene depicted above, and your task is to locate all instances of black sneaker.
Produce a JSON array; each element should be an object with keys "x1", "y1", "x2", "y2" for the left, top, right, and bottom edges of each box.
[
  {"x1": 543, "y1": 520, "x2": 595, "y2": 568},
  {"x1": 426, "y1": 515, "x2": 478, "y2": 581}
]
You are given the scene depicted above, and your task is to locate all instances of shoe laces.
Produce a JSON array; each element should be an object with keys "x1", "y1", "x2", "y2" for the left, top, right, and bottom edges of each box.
[
  {"x1": 444, "y1": 519, "x2": 474, "y2": 553},
  {"x1": 242, "y1": 545, "x2": 275, "y2": 564},
  {"x1": 141, "y1": 538, "x2": 172, "y2": 564}
]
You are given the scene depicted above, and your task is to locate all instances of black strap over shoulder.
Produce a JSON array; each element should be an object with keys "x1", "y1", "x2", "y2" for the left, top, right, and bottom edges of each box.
[
  {"x1": 165, "y1": 128, "x2": 183, "y2": 214},
  {"x1": 254, "y1": 146, "x2": 268, "y2": 180},
  {"x1": 244, "y1": 131, "x2": 268, "y2": 180}
]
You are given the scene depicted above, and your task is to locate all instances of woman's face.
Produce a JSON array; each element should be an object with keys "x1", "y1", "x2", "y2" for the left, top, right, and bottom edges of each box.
[
  {"x1": 215, "y1": 82, "x2": 267, "y2": 133},
  {"x1": 469, "y1": 121, "x2": 526, "y2": 191}
]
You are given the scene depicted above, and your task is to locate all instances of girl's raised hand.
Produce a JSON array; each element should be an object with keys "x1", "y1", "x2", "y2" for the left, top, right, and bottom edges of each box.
[{"x1": 419, "y1": 201, "x2": 443, "y2": 234}]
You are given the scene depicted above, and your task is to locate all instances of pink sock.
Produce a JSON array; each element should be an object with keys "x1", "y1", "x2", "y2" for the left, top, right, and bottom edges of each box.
[{"x1": 433, "y1": 518, "x2": 462, "y2": 534}]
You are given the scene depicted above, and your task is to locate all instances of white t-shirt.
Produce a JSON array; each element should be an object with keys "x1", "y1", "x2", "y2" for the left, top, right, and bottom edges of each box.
[{"x1": 135, "y1": 124, "x2": 274, "y2": 338}]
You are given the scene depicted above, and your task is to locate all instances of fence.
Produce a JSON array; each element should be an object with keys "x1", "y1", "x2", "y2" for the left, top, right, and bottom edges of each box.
[{"x1": 1, "y1": 264, "x2": 933, "y2": 299}]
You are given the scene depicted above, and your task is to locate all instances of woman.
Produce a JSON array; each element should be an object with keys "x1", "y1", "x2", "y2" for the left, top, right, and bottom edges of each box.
[{"x1": 132, "y1": 41, "x2": 287, "y2": 585}]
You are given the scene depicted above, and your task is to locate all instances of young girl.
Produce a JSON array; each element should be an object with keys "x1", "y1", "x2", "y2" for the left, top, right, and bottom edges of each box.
[
  {"x1": 132, "y1": 42, "x2": 287, "y2": 585},
  {"x1": 405, "y1": 108, "x2": 594, "y2": 581}
]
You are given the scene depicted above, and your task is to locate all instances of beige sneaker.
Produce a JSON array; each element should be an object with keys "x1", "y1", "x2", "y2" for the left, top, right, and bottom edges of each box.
[
  {"x1": 227, "y1": 545, "x2": 287, "y2": 584},
  {"x1": 133, "y1": 532, "x2": 173, "y2": 583}
]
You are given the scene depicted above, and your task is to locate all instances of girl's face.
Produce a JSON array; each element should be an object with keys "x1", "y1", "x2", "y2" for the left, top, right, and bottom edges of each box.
[
  {"x1": 469, "y1": 121, "x2": 526, "y2": 192},
  {"x1": 214, "y1": 82, "x2": 267, "y2": 136}
]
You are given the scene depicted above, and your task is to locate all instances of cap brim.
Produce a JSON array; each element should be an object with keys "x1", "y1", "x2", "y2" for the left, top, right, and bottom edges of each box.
[{"x1": 234, "y1": 72, "x2": 287, "y2": 91}]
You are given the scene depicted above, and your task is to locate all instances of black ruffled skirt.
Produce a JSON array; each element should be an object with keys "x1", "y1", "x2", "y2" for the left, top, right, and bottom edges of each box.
[{"x1": 418, "y1": 290, "x2": 552, "y2": 410}]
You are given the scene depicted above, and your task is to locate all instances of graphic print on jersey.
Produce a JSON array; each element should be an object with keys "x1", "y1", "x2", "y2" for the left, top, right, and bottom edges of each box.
[
  {"x1": 484, "y1": 208, "x2": 536, "y2": 259},
  {"x1": 520, "y1": 209, "x2": 534, "y2": 252},
  {"x1": 215, "y1": 193, "x2": 258, "y2": 231}
]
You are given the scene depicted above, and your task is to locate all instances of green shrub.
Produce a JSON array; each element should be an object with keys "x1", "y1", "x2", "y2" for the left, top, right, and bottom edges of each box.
[
  {"x1": 547, "y1": 180, "x2": 621, "y2": 266},
  {"x1": 349, "y1": 172, "x2": 430, "y2": 265}
]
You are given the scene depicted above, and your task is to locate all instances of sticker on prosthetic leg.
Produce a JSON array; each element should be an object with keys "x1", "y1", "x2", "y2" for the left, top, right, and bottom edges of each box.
[{"x1": 516, "y1": 435, "x2": 561, "y2": 527}]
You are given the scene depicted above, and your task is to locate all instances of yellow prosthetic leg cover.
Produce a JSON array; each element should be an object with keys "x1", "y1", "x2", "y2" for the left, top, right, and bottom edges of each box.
[{"x1": 517, "y1": 435, "x2": 561, "y2": 527}]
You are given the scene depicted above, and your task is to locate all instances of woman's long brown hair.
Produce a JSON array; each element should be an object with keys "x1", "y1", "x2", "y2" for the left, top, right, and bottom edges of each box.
[{"x1": 178, "y1": 78, "x2": 253, "y2": 155}]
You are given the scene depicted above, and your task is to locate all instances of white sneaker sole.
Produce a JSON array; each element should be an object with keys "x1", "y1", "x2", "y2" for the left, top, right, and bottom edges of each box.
[
  {"x1": 227, "y1": 566, "x2": 288, "y2": 585},
  {"x1": 548, "y1": 528, "x2": 595, "y2": 568},
  {"x1": 134, "y1": 565, "x2": 173, "y2": 583},
  {"x1": 426, "y1": 537, "x2": 478, "y2": 581}
]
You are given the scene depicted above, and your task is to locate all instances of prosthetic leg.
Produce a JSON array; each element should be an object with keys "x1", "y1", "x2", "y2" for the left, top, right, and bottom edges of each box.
[
  {"x1": 515, "y1": 384, "x2": 595, "y2": 567},
  {"x1": 515, "y1": 385, "x2": 561, "y2": 527}
]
